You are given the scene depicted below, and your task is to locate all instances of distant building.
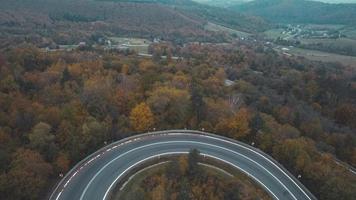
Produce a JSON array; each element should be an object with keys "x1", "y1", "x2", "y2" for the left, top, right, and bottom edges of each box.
[
  {"x1": 79, "y1": 42, "x2": 86, "y2": 46},
  {"x1": 106, "y1": 40, "x2": 112, "y2": 47},
  {"x1": 224, "y1": 79, "x2": 235, "y2": 87},
  {"x1": 153, "y1": 38, "x2": 161, "y2": 43}
]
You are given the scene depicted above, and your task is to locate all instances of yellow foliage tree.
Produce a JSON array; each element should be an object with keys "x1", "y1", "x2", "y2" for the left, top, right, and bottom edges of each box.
[
  {"x1": 218, "y1": 108, "x2": 251, "y2": 139},
  {"x1": 150, "y1": 177, "x2": 166, "y2": 200},
  {"x1": 231, "y1": 108, "x2": 251, "y2": 139},
  {"x1": 178, "y1": 155, "x2": 189, "y2": 175},
  {"x1": 130, "y1": 102, "x2": 155, "y2": 132}
]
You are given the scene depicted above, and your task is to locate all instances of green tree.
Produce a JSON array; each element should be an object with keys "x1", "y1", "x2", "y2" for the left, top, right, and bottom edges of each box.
[
  {"x1": 81, "y1": 116, "x2": 109, "y2": 153},
  {"x1": 60, "y1": 67, "x2": 71, "y2": 87},
  {"x1": 177, "y1": 178, "x2": 191, "y2": 200},
  {"x1": 190, "y1": 78, "x2": 204, "y2": 126},
  {"x1": 188, "y1": 149, "x2": 200, "y2": 177},
  {"x1": 250, "y1": 112, "x2": 264, "y2": 134},
  {"x1": 28, "y1": 122, "x2": 57, "y2": 159}
]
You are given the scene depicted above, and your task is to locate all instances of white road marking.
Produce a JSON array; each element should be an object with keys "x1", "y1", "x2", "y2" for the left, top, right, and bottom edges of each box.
[
  {"x1": 55, "y1": 132, "x2": 313, "y2": 200},
  {"x1": 201, "y1": 153, "x2": 279, "y2": 200},
  {"x1": 102, "y1": 152, "x2": 189, "y2": 200},
  {"x1": 79, "y1": 140, "x2": 296, "y2": 200},
  {"x1": 119, "y1": 161, "x2": 170, "y2": 191},
  {"x1": 101, "y1": 152, "x2": 280, "y2": 200},
  {"x1": 200, "y1": 134, "x2": 312, "y2": 200},
  {"x1": 198, "y1": 163, "x2": 234, "y2": 177}
]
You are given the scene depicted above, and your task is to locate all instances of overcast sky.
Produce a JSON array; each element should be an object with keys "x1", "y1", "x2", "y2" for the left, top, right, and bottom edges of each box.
[
  {"x1": 320, "y1": 0, "x2": 356, "y2": 3},
  {"x1": 196, "y1": 0, "x2": 356, "y2": 3}
]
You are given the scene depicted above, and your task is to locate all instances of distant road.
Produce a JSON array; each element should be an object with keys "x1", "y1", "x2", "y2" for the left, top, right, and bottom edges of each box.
[{"x1": 49, "y1": 130, "x2": 316, "y2": 200}]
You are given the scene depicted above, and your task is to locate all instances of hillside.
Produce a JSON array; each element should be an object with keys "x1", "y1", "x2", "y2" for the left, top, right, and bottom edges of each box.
[
  {"x1": 231, "y1": 0, "x2": 356, "y2": 25},
  {"x1": 0, "y1": 0, "x2": 217, "y2": 47},
  {"x1": 0, "y1": 0, "x2": 270, "y2": 48},
  {"x1": 193, "y1": 0, "x2": 251, "y2": 8},
  {"x1": 99, "y1": 0, "x2": 270, "y2": 32}
]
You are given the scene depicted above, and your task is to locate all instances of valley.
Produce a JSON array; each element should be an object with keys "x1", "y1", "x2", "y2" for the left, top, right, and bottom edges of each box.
[{"x1": 0, "y1": 1, "x2": 356, "y2": 200}]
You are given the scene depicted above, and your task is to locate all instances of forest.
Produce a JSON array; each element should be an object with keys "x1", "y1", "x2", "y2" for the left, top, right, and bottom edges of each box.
[
  {"x1": 232, "y1": 0, "x2": 356, "y2": 25},
  {"x1": 0, "y1": 39, "x2": 355, "y2": 199},
  {"x1": 0, "y1": 0, "x2": 270, "y2": 49}
]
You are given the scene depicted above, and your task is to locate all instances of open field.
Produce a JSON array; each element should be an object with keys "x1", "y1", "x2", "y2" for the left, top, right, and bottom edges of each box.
[
  {"x1": 303, "y1": 24, "x2": 345, "y2": 30},
  {"x1": 204, "y1": 22, "x2": 251, "y2": 38},
  {"x1": 264, "y1": 28, "x2": 285, "y2": 39},
  {"x1": 108, "y1": 37, "x2": 151, "y2": 45},
  {"x1": 264, "y1": 25, "x2": 356, "y2": 41},
  {"x1": 108, "y1": 37, "x2": 151, "y2": 54},
  {"x1": 299, "y1": 38, "x2": 356, "y2": 46},
  {"x1": 278, "y1": 46, "x2": 356, "y2": 67},
  {"x1": 342, "y1": 28, "x2": 356, "y2": 40},
  {"x1": 264, "y1": 24, "x2": 356, "y2": 57}
]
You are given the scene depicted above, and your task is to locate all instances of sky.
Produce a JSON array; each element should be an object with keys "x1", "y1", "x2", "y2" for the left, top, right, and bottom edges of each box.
[
  {"x1": 195, "y1": 0, "x2": 356, "y2": 3},
  {"x1": 320, "y1": 0, "x2": 356, "y2": 3}
]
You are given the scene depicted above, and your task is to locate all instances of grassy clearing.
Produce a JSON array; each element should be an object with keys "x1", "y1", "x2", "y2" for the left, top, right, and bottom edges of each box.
[
  {"x1": 108, "y1": 37, "x2": 151, "y2": 54},
  {"x1": 287, "y1": 47, "x2": 356, "y2": 67},
  {"x1": 304, "y1": 24, "x2": 345, "y2": 30},
  {"x1": 300, "y1": 38, "x2": 356, "y2": 46},
  {"x1": 341, "y1": 27, "x2": 356, "y2": 40},
  {"x1": 108, "y1": 37, "x2": 151, "y2": 45},
  {"x1": 263, "y1": 28, "x2": 284, "y2": 39},
  {"x1": 204, "y1": 22, "x2": 251, "y2": 38}
]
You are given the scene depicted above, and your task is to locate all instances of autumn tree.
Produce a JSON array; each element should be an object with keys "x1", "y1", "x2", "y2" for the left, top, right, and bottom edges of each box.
[
  {"x1": 300, "y1": 118, "x2": 323, "y2": 140},
  {"x1": 28, "y1": 122, "x2": 57, "y2": 159},
  {"x1": 55, "y1": 152, "x2": 70, "y2": 173},
  {"x1": 203, "y1": 98, "x2": 233, "y2": 129},
  {"x1": 4, "y1": 149, "x2": 52, "y2": 200},
  {"x1": 81, "y1": 116, "x2": 109, "y2": 153},
  {"x1": 130, "y1": 102, "x2": 155, "y2": 132},
  {"x1": 224, "y1": 180, "x2": 240, "y2": 200},
  {"x1": 151, "y1": 182, "x2": 166, "y2": 200},
  {"x1": 125, "y1": 187, "x2": 145, "y2": 200},
  {"x1": 334, "y1": 104, "x2": 356, "y2": 128},
  {"x1": 147, "y1": 86, "x2": 190, "y2": 128},
  {"x1": 178, "y1": 155, "x2": 189, "y2": 175},
  {"x1": 0, "y1": 75, "x2": 19, "y2": 93},
  {"x1": 81, "y1": 76, "x2": 114, "y2": 120},
  {"x1": 0, "y1": 129, "x2": 12, "y2": 172},
  {"x1": 272, "y1": 138, "x2": 315, "y2": 174},
  {"x1": 303, "y1": 154, "x2": 356, "y2": 200},
  {"x1": 216, "y1": 108, "x2": 251, "y2": 140}
]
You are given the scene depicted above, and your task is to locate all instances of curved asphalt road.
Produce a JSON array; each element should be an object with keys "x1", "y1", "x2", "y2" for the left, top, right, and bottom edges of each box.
[{"x1": 50, "y1": 130, "x2": 316, "y2": 200}]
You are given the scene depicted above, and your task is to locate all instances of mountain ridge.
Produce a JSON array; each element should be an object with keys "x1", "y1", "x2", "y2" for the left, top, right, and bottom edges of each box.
[{"x1": 231, "y1": 0, "x2": 356, "y2": 25}]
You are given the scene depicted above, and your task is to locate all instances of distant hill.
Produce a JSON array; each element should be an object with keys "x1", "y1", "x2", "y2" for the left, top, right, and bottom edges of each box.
[
  {"x1": 98, "y1": 0, "x2": 270, "y2": 32},
  {"x1": 0, "y1": 0, "x2": 217, "y2": 47},
  {"x1": 193, "y1": 0, "x2": 251, "y2": 8},
  {"x1": 0, "y1": 0, "x2": 269, "y2": 48},
  {"x1": 231, "y1": 0, "x2": 356, "y2": 25}
]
